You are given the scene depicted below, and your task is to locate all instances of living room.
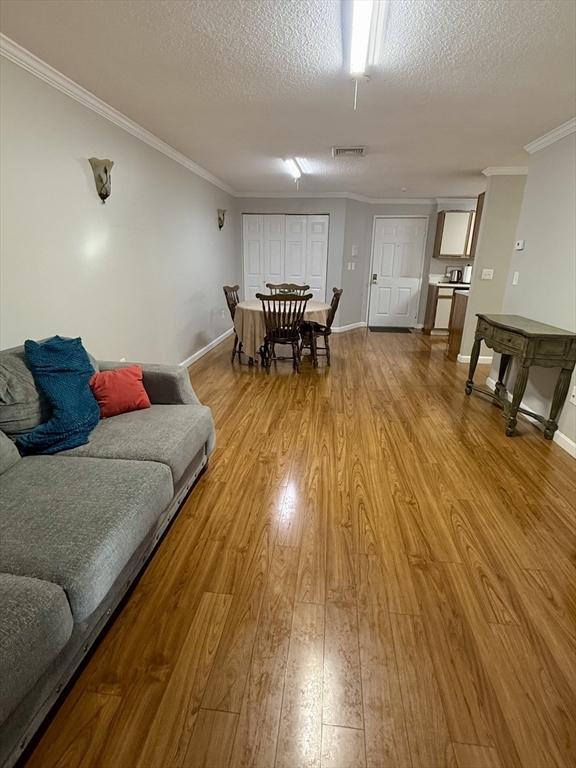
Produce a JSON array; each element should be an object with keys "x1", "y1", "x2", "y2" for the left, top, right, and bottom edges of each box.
[{"x1": 1, "y1": 2, "x2": 575, "y2": 768}]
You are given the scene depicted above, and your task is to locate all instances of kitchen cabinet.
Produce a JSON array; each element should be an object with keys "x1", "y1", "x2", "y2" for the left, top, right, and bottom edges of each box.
[
  {"x1": 423, "y1": 283, "x2": 470, "y2": 335},
  {"x1": 433, "y1": 210, "x2": 475, "y2": 259},
  {"x1": 447, "y1": 290, "x2": 468, "y2": 360}
]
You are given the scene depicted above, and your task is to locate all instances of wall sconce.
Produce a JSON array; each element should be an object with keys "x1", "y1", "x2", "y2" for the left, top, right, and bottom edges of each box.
[
  {"x1": 217, "y1": 209, "x2": 226, "y2": 230},
  {"x1": 89, "y1": 158, "x2": 114, "y2": 203}
]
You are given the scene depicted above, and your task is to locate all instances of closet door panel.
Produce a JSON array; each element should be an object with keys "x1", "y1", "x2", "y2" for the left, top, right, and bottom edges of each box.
[
  {"x1": 242, "y1": 215, "x2": 264, "y2": 299},
  {"x1": 284, "y1": 215, "x2": 307, "y2": 284},
  {"x1": 264, "y1": 215, "x2": 285, "y2": 286},
  {"x1": 306, "y1": 215, "x2": 329, "y2": 301}
]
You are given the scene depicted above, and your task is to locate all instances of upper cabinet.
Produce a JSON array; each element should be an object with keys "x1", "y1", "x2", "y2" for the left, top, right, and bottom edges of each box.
[{"x1": 433, "y1": 203, "x2": 482, "y2": 260}]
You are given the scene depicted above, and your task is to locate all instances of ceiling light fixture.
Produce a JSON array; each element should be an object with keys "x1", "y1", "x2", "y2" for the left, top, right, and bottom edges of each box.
[
  {"x1": 284, "y1": 158, "x2": 302, "y2": 180},
  {"x1": 349, "y1": 0, "x2": 374, "y2": 77},
  {"x1": 347, "y1": 0, "x2": 388, "y2": 110}
]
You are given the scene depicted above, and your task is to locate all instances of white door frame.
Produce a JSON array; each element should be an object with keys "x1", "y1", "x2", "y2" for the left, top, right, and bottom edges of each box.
[{"x1": 366, "y1": 215, "x2": 429, "y2": 326}]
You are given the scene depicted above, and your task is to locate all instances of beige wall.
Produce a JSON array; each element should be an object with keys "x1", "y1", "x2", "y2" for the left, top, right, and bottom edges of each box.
[
  {"x1": 460, "y1": 175, "x2": 526, "y2": 357},
  {"x1": 0, "y1": 60, "x2": 240, "y2": 364},
  {"x1": 491, "y1": 133, "x2": 576, "y2": 445}
]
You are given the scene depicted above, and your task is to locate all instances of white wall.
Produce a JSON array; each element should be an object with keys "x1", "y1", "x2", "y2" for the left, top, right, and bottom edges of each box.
[
  {"x1": 490, "y1": 132, "x2": 576, "y2": 444},
  {"x1": 461, "y1": 175, "x2": 526, "y2": 356},
  {"x1": 0, "y1": 59, "x2": 240, "y2": 364}
]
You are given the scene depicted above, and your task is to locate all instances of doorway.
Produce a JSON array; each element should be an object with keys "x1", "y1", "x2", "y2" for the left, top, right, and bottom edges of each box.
[{"x1": 367, "y1": 216, "x2": 428, "y2": 328}]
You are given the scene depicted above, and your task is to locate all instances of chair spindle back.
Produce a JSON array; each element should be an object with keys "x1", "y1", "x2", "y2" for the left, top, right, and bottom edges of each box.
[{"x1": 223, "y1": 285, "x2": 240, "y2": 320}]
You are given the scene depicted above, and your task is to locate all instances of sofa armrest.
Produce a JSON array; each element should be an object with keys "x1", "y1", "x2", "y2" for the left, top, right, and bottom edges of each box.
[{"x1": 97, "y1": 361, "x2": 201, "y2": 405}]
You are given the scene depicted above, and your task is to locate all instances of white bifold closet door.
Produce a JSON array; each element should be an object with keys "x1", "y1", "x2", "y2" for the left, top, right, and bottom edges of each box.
[{"x1": 242, "y1": 214, "x2": 329, "y2": 300}]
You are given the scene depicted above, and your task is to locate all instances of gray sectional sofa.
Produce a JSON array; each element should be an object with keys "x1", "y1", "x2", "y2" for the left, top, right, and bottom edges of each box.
[{"x1": 0, "y1": 346, "x2": 215, "y2": 768}]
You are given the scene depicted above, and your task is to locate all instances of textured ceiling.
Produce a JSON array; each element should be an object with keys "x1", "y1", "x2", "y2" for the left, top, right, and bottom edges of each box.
[{"x1": 1, "y1": 0, "x2": 575, "y2": 198}]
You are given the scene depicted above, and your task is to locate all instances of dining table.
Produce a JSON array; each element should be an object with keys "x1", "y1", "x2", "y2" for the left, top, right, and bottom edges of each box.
[{"x1": 234, "y1": 298, "x2": 331, "y2": 361}]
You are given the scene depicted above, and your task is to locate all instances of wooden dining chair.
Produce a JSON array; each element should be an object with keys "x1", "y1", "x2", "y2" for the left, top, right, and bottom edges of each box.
[
  {"x1": 223, "y1": 284, "x2": 242, "y2": 362},
  {"x1": 300, "y1": 287, "x2": 343, "y2": 367},
  {"x1": 255, "y1": 293, "x2": 313, "y2": 373},
  {"x1": 266, "y1": 282, "x2": 310, "y2": 296}
]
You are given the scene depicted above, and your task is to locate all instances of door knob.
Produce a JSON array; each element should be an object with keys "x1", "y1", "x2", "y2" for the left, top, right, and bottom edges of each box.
[{"x1": 372, "y1": 273, "x2": 377, "y2": 283}]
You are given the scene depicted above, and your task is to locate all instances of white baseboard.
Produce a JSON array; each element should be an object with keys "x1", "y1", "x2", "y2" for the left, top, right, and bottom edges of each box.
[
  {"x1": 180, "y1": 328, "x2": 233, "y2": 367},
  {"x1": 485, "y1": 376, "x2": 575, "y2": 458},
  {"x1": 332, "y1": 322, "x2": 367, "y2": 333},
  {"x1": 457, "y1": 353, "x2": 494, "y2": 364},
  {"x1": 553, "y1": 430, "x2": 576, "y2": 458}
]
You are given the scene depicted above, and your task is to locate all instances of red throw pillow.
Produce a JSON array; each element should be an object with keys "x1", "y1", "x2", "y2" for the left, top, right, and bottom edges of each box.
[{"x1": 89, "y1": 365, "x2": 151, "y2": 418}]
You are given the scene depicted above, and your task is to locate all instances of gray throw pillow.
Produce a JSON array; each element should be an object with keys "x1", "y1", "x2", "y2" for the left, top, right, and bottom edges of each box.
[
  {"x1": 0, "y1": 346, "x2": 50, "y2": 436},
  {"x1": 0, "y1": 429, "x2": 20, "y2": 474}
]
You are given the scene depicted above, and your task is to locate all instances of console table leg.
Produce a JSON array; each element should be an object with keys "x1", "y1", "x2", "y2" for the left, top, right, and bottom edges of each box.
[
  {"x1": 506, "y1": 364, "x2": 530, "y2": 436},
  {"x1": 544, "y1": 367, "x2": 573, "y2": 439},
  {"x1": 465, "y1": 337, "x2": 482, "y2": 395},
  {"x1": 495, "y1": 354, "x2": 511, "y2": 397}
]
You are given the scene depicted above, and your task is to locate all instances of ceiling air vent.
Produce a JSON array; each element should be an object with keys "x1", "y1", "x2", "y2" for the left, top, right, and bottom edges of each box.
[{"x1": 331, "y1": 146, "x2": 366, "y2": 158}]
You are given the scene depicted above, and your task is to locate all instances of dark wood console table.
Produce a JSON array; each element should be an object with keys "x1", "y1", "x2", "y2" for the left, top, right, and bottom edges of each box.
[{"x1": 465, "y1": 314, "x2": 576, "y2": 438}]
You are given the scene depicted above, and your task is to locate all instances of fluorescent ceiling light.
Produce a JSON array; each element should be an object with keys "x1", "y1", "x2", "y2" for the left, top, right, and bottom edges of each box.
[
  {"x1": 284, "y1": 158, "x2": 301, "y2": 179},
  {"x1": 349, "y1": 0, "x2": 374, "y2": 76},
  {"x1": 295, "y1": 157, "x2": 314, "y2": 174}
]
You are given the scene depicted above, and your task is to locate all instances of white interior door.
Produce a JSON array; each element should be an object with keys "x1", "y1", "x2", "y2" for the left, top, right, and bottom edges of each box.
[
  {"x1": 284, "y1": 216, "x2": 307, "y2": 284},
  {"x1": 306, "y1": 215, "x2": 328, "y2": 300},
  {"x1": 243, "y1": 214, "x2": 264, "y2": 299},
  {"x1": 264, "y1": 214, "x2": 285, "y2": 287},
  {"x1": 368, "y1": 217, "x2": 427, "y2": 327}
]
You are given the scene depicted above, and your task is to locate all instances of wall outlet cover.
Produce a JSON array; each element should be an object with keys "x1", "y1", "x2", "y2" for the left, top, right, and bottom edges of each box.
[
  {"x1": 512, "y1": 271, "x2": 520, "y2": 285},
  {"x1": 481, "y1": 268, "x2": 494, "y2": 280},
  {"x1": 570, "y1": 386, "x2": 576, "y2": 406},
  {"x1": 514, "y1": 239, "x2": 525, "y2": 250}
]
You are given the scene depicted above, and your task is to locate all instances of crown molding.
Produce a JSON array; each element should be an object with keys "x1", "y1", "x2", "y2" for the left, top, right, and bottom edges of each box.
[
  {"x1": 0, "y1": 34, "x2": 236, "y2": 196},
  {"x1": 482, "y1": 167, "x2": 528, "y2": 176},
  {"x1": 524, "y1": 118, "x2": 576, "y2": 154},
  {"x1": 238, "y1": 191, "x2": 435, "y2": 204},
  {"x1": 435, "y1": 196, "x2": 478, "y2": 204}
]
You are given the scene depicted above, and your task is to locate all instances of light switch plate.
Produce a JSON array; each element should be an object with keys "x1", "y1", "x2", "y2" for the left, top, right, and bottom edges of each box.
[
  {"x1": 351, "y1": 244, "x2": 359, "y2": 257},
  {"x1": 512, "y1": 271, "x2": 520, "y2": 285},
  {"x1": 481, "y1": 269, "x2": 494, "y2": 280}
]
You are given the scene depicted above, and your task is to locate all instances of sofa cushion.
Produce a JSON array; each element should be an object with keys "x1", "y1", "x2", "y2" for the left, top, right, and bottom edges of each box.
[
  {"x1": 0, "y1": 573, "x2": 73, "y2": 723},
  {"x1": 0, "y1": 430, "x2": 20, "y2": 475},
  {"x1": 0, "y1": 456, "x2": 173, "y2": 622},
  {"x1": 0, "y1": 346, "x2": 49, "y2": 437},
  {"x1": 61, "y1": 404, "x2": 215, "y2": 484}
]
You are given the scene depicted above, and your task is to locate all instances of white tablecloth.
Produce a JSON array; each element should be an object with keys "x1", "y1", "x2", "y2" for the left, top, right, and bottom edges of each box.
[{"x1": 234, "y1": 299, "x2": 330, "y2": 359}]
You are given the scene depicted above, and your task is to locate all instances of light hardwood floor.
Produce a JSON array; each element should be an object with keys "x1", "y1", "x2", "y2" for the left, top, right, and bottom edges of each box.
[{"x1": 24, "y1": 330, "x2": 576, "y2": 768}]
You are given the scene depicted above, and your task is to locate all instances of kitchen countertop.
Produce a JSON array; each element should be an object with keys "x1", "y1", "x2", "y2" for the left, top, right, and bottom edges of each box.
[{"x1": 428, "y1": 281, "x2": 471, "y2": 289}]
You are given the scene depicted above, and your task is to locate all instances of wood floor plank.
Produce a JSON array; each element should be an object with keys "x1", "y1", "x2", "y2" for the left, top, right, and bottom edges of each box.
[
  {"x1": 390, "y1": 612, "x2": 454, "y2": 768},
  {"x1": 452, "y1": 743, "x2": 503, "y2": 768},
  {"x1": 201, "y1": 505, "x2": 277, "y2": 713},
  {"x1": 24, "y1": 692, "x2": 121, "y2": 768},
  {"x1": 357, "y1": 574, "x2": 411, "y2": 768},
  {"x1": 183, "y1": 709, "x2": 238, "y2": 768},
  {"x1": 410, "y1": 558, "x2": 522, "y2": 766},
  {"x1": 321, "y1": 725, "x2": 366, "y2": 768},
  {"x1": 275, "y1": 602, "x2": 324, "y2": 768},
  {"x1": 136, "y1": 591, "x2": 232, "y2": 767},
  {"x1": 230, "y1": 545, "x2": 299, "y2": 768},
  {"x1": 446, "y1": 562, "x2": 575, "y2": 768},
  {"x1": 323, "y1": 602, "x2": 363, "y2": 730}
]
